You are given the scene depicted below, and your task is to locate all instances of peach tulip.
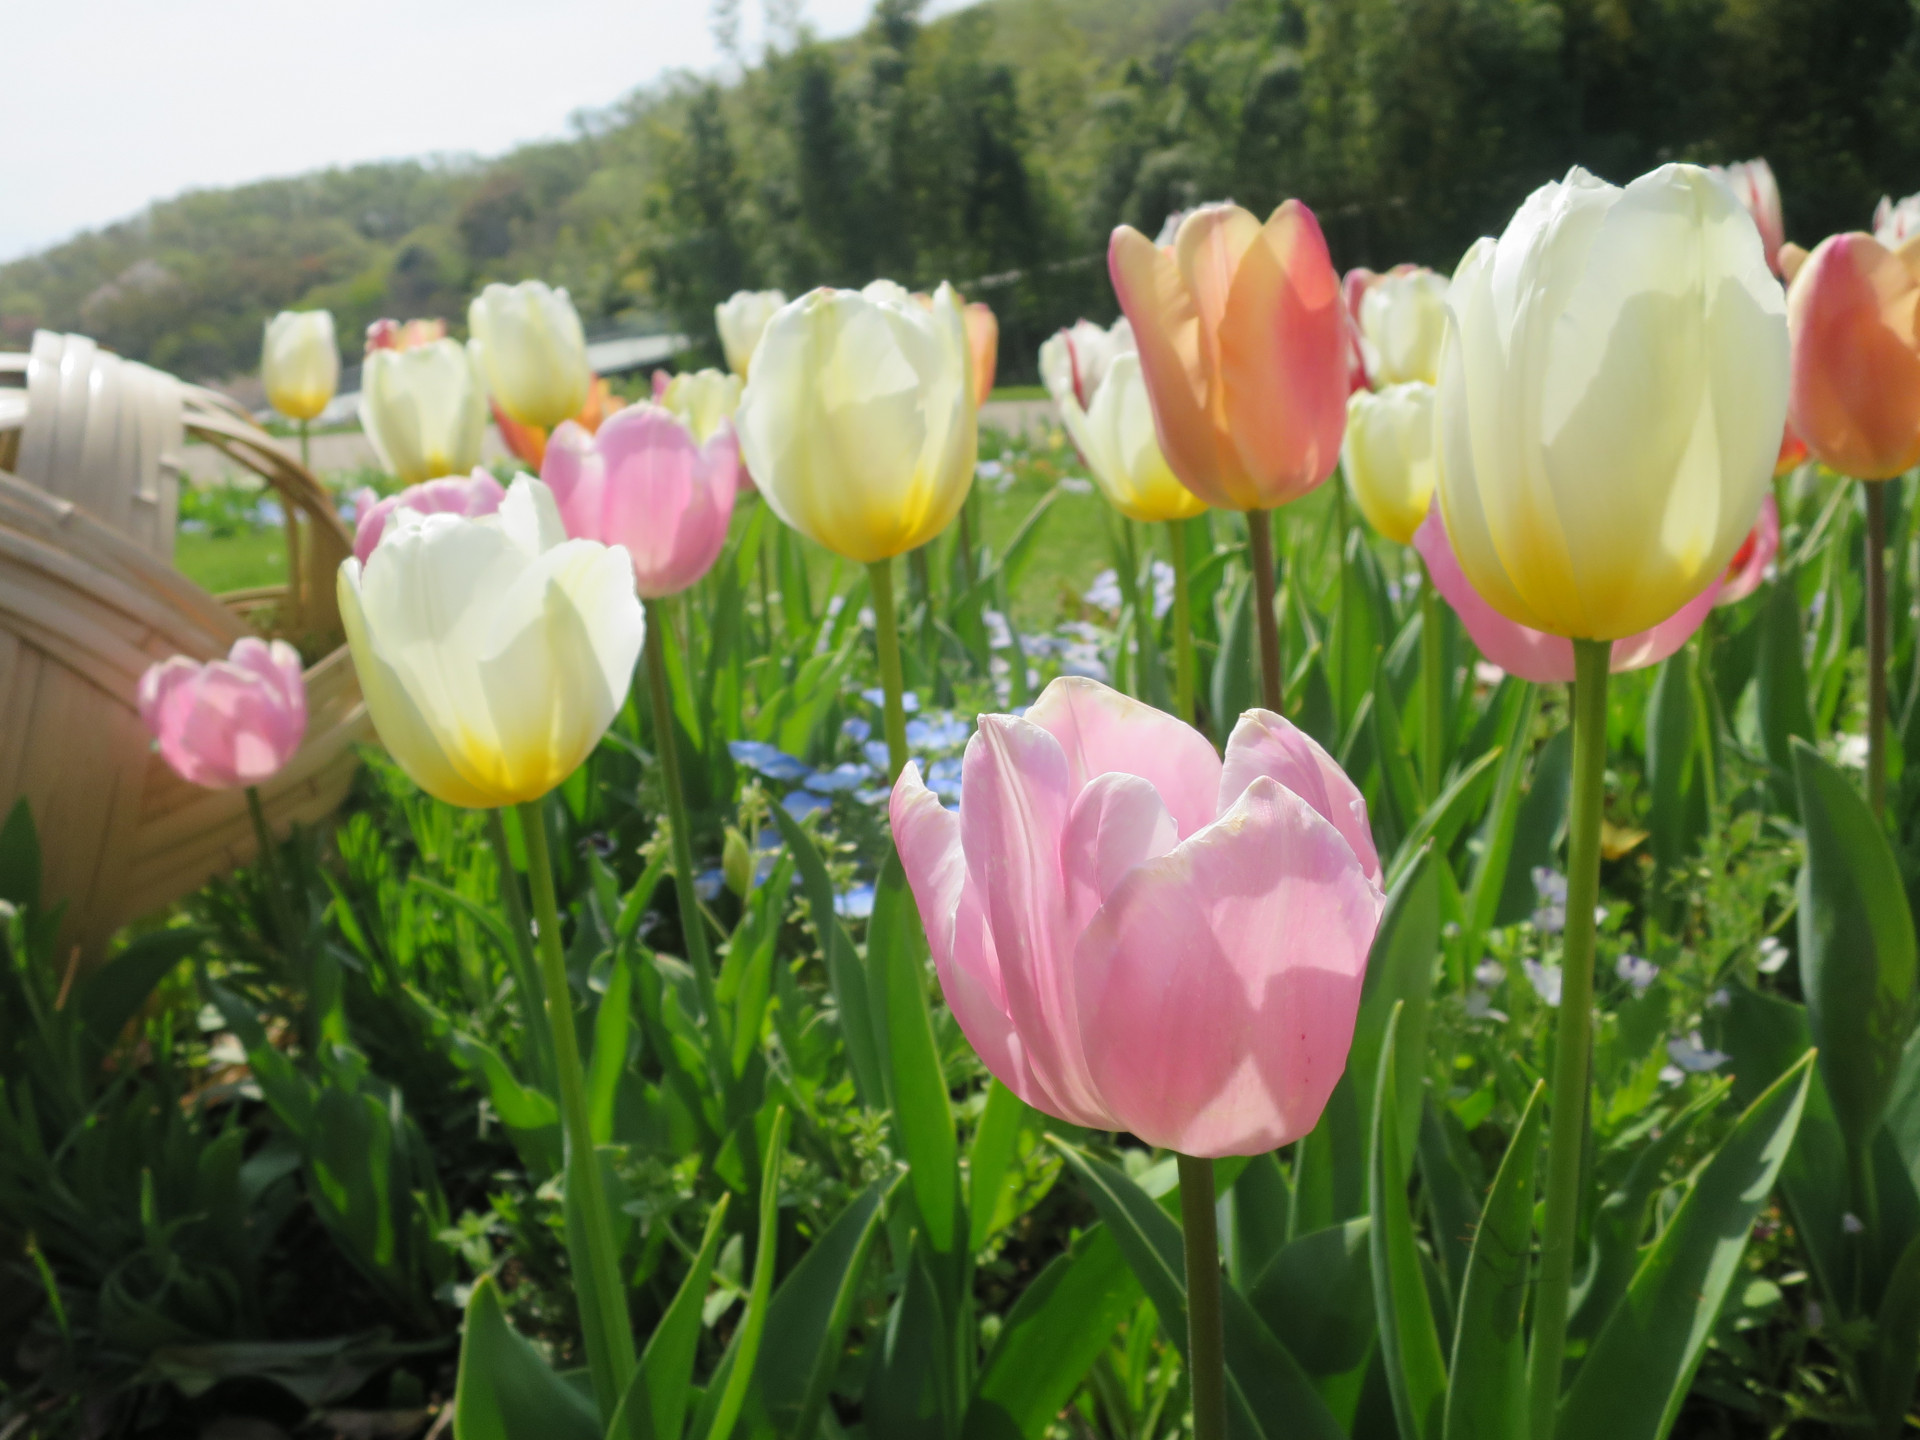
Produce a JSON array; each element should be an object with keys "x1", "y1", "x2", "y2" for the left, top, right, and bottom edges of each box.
[
  {"x1": 1718, "y1": 494, "x2": 1780, "y2": 607},
  {"x1": 1109, "y1": 201, "x2": 1348, "y2": 512},
  {"x1": 351, "y1": 469, "x2": 506, "y2": 565},
  {"x1": 138, "y1": 637, "x2": 307, "y2": 789},
  {"x1": 543, "y1": 404, "x2": 738, "y2": 598},
  {"x1": 365, "y1": 317, "x2": 447, "y2": 353},
  {"x1": 493, "y1": 375, "x2": 627, "y2": 471},
  {"x1": 1342, "y1": 268, "x2": 1377, "y2": 393},
  {"x1": 1786, "y1": 231, "x2": 1920, "y2": 480},
  {"x1": 892, "y1": 677, "x2": 1384, "y2": 1158},
  {"x1": 1708, "y1": 159, "x2": 1786, "y2": 277},
  {"x1": 965, "y1": 301, "x2": 999, "y2": 408}
]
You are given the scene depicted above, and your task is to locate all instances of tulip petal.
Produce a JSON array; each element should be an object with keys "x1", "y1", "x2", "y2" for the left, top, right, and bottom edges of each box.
[
  {"x1": 1074, "y1": 776, "x2": 1381, "y2": 1156},
  {"x1": 1220, "y1": 710, "x2": 1379, "y2": 883},
  {"x1": 1789, "y1": 233, "x2": 1920, "y2": 480},
  {"x1": 1023, "y1": 676, "x2": 1222, "y2": 840},
  {"x1": 1059, "y1": 771, "x2": 1180, "y2": 935},
  {"x1": 1416, "y1": 501, "x2": 1576, "y2": 683}
]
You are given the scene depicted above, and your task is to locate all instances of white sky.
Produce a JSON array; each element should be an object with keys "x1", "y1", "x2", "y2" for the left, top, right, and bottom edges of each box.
[{"x1": 1, "y1": 0, "x2": 961, "y2": 263}]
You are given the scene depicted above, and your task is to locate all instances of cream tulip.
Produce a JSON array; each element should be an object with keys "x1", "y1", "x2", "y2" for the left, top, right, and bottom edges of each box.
[
  {"x1": 360, "y1": 339, "x2": 487, "y2": 485},
  {"x1": 716, "y1": 289, "x2": 789, "y2": 378},
  {"x1": 338, "y1": 476, "x2": 645, "y2": 808},
  {"x1": 1057, "y1": 353, "x2": 1205, "y2": 524},
  {"x1": 1343, "y1": 382, "x2": 1437, "y2": 545},
  {"x1": 262, "y1": 311, "x2": 339, "y2": 421},
  {"x1": 1436, "y1": 163, "x2": 1788, "y2": 641},
  {"x1": 736, "y1": 281, "x2": 976, "y2": 564},
  {"x1": 1357, "y1": 268, "x2": 1449, "y2": 387},
  {"x1": 468, "y1": 281, "x2": 591, "y2": 429},
  {"x1": 1039, "y1": 318, "x2": 1134, "y2": 411},
  {"x1": 659, "y1": 368, "x2": 743, "y2": 445}
]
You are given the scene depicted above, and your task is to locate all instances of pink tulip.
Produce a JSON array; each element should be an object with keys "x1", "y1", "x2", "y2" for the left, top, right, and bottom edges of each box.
[
  {"x1": 351, "y1": 469, "x2": 506, "y2": 564},
  {"x1": 1413, "y1": 506, "x2": 1720, "y2": 684},
  {"x1": 1717, "y1": 493, "x2": 1780, "y2": 607},
  {"x1": 1707, "y1": 159, "x2": 1786, "y2": 277},
  {"x1": 1342, "y1": 267, "x2": 1377, "y2": 393},
  {"x1": 892, "y1": 677, "x2": 1385, "y2": 1158},
  {"x1": 138, "y1": 637, "x2": 307, "y2": 789},
  {"x1": 542, "y1": 403, "x2": 739, "y2": 599}
]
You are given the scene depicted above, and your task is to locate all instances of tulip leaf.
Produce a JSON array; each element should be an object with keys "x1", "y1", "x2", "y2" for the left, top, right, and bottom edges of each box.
[
  {"x1": 1646, "y1": 650, "x2": 1708, "y2": 875},
  {"x1": 1051, "y1": 1140, "x2": 1345, "y2": 1440},
  {"x1": 1351, "y1": 847, "x2": 1440, "y2": 1165},
  {"x1": 694, "y1": 1108, "x2": 788, "y2": 1440},
  {"x1": 1372, "y1": 652, "x2": 1424, "y2": 848},
  {"x1": 963, "y1": 1225, "x2": 1142, "y2": 1440},
  {"x1": 1792, "y1": 739, "x2": 1919, "y2": 1157},
  {"x1": 1495, "y1": 725, "x2": 1571, "y2": 926},
  {"x1": 1460, "y1": 680, "x2": 1538, "y2": 965},
  {"x1": 1557, "y1": 1052, "x2": 1813, "y2": 1440},
  {"x1": 1245, "y1": 1216, "x2": 1374, "y2": 1378},
  {"x1": 76, "y1": 926, "x2": 205, "y2": 1059},
  {"x1": 967, "y1": 1079, "x2": 1029, "y2": 1254},
  {"x1": 1869, "y1": 1233, "x2": 1920, "y2": 1438},
  {"x1": 1213, "y1": 569, "x2": 1257, "y2": 748},
  {"x1": 453, "y1": 1275, "x2": 601, "y2": 1440},
  {"x1": 1386, "y1": 745, "x2": 1503, "y2": 890},
  {"x1": 609, "y1": 1194, "x2": 731, "y2": 1440},
  {"x1": 0, "y1": 797, "x2": 40, "y2": 911},
  {"x1": 1441, "y1": 1081, "x2": 1542, "y2": 1440},
  {"x1": 1756, "y1": 572, "x2": 1815, "y2": 808},
  {"x1": 1369, "y1": 1002, "x2": 1447, "y2": 1440}
]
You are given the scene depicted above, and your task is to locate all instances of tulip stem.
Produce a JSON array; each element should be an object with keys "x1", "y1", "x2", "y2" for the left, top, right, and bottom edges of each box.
[
  {"x1": 243, "y1": 785, "x2": 296, "y2": 954},
  {"x1": 486, "y1": 809, "x2": 556, "y2": 1094},
  {"x1": 642, "y1": 599, "x2": 720, "y2": 1024},
  {"x1": 1420, "y1": 558, "x2": 1445, "y2": 800},
  {"x1": 517, "y1": 799, "x2": 637, "y2": 1421},
  {"x1": 1247, "y1": 511, "x2": 1284, "y2": 713},
  {"x1": 869, "y1": 560, "x2": 910, "y2": 783},
  {"x1": 1170, "y1": 518, "x2": 1196, "y2": 725},
  {"x1": 1866, "y1": 482, "x2": 1890, "y2": 820},
  {"x1": 1527, "y1": 637, "x2": 1610, "y2": 1440},
  {"x1": 1177, "y1": 1153, "x2": 1227, "y2": 1440}
]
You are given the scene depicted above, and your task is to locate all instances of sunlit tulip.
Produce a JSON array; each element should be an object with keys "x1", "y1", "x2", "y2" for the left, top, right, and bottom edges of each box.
[
  {"x1": 365, "y1": 317, "x2": 447, "y2": 353},
  {"x1": 1056, "y1": 352, "x2": 1206, "y2": 524},
  {"x1": 736, "y1": 281, "x2": 975, "y2": 564},
  {"x1": 659, "y1": 368, "x2": 743, "y2": 445},
  {"x1": 1707, "y1": 159, "x2": 1786, "y2": 276},
  {"x1": 1876, "y1": 192, "x2": 1920, "y2": 247},
  {"x1": 1785, "y1": 232, "x2": 1920, "y2": 480},
  {"x1": 1436, "y1": 164, "x2": 1788, "y2": 640},
  {"x1": 1718, "y1": 494, "x2": 1780, "y2": 607},
  {"x1": 1341, "y1": 268, "x2": 1377, "y2": 393},
  {"x1": 261, "y1": 311, "x2": 339, "y2": 422},
  {"x1": 1039, "y1": 318, "x2": 1133, "y2": 410},
  {"x1": 1358, "y1": 267, "x2": 1449, "y2": 387},
  {"x1": 337, "y1": 477, "x2": 645, "y2": 808},
  {"x1": 543, "y1": 405, "x2": 738, "y2": 597},
  {"x1": 1342, "y1": 382, "x2": 1436, "y2": 545},
  {"x1": 1110, "y1": 201, "x2": 1348, "y2": 511},
  {"x1": 716, "y1": 289, "x2": 788, "y2": 378},
  {"x1": 360, "y1": 338, "x2": 487, "y2": 485},
  {"x1": 468, "y1": 281, "x2": 591, "y2": 430},
  {"x1": 892, "y1": 676, "x2": 1384, "y2": 1157},
  {"x1": 139, "y1": 637, "x2": 307, "y2": 788},
  {"x1": 1413, "y1": 507, "x2": 1719, "y2": 685},
  {"x1": 965, "y1": 301, "x2": 999, "y2": 407},
  {"x1": 351, "y1": 468, "x2": 505, "y2": 564}
]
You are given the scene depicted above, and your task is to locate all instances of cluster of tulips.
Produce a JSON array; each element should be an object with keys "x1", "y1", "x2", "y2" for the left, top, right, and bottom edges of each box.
[{"x1": 132, "y1": 151, "x2": 1920, "y2": 1437}]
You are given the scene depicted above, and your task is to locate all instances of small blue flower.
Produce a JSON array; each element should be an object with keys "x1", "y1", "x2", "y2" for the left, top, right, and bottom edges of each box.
[
  {"x1": 694, "y1": 868, "x2": 724, "y2": 902},
  {"x1": 728, "y1": 740, "x2": 811, "y2": 782},
  {"x1": 863, "y1": 740, "x2": 892, "y2": 771},
  {"x1": 834, "y1": 883, "x2": 877, "y2": 920},
  {"x1": 860, "y1": 687, "x2": 920, "y2": 713},
  {"x1": 257, "y1": 498, "x2": 286, "y2": 527},
  {"x1": 805, "y1": 762, "x2": 873, "y2": 794},
  {"x1": 856, "y1": 785, "x2": 892, "y2": 806},
  {"x1": 1615, "y1": 954, "x2": 1658, "y2": 995},
  {"x1": 842, "y1": 716, "x2": 873, "y2": 743},
  {"x1": 781, "y1": 790, "x2": 833, "y2": 821},
  {"x1": 927, "y1": 755, "x2": 964, "y2": 804}
]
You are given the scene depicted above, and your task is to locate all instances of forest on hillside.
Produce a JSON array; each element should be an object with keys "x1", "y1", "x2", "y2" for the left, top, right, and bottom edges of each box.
[{"x1": 4, "y1": 0, "x2": 1918, "y2": 386}]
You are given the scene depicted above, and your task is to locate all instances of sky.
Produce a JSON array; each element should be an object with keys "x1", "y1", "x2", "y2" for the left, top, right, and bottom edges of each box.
[{"x1": 0, "y1": 0, "x2": 960, "y2": 263}]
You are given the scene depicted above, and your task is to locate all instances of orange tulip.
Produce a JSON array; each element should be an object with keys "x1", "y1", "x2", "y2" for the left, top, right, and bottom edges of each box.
[
  {"x1": 1786, "y1": 232, "x2": 1920, "y2": 480},
  {"x1": 493, "y1": 375, "x2": 627, "y2": 471},
  {"x1": 1108, "y1": 201, "x2": 1347, "y2": 511},
  {"x1": 964, "y1": 301, "x2": 998, "y2": 408}
]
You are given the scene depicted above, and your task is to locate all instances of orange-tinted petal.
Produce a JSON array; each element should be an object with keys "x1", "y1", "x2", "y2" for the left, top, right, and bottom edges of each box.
[{"x1": 1788, "y1": 232, "x2": 1920, "y2": 479}]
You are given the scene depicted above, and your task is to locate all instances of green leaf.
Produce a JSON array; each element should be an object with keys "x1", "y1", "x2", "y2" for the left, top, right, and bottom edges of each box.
[
  {"x1": 453, "y1": 1276, "x2": 601, "y2": 1440},
  {"x1": 1442, "y1": 1081, "x2": 1543, "y2": 1440},
  {"x1": 1461, "y1": 681, "x2": 1539, "y2": 966},
  {"x1": 1645, "y1": 651, "x2": 1707, "y2": 873},
  {"x1": 1212, "y1": 571, "x2": 1256, "y2": 749},
  {"x1": 0, "y1": 798, "x2": 40, "y2": 911},
  {"x1": 963, "y1": 1225, "x2": 1141, "y2": 1440},
  {"x1": 1793, "y1": 739, "x2": 1919, "y2": 1155},
  {"x1": 1495, "y1": 727, "x2": 1570, "y2": 926},
  {"x1": 1351, "y1": 849, "x2": 1440, "y2": 1166},
  {"x1": 588, "y1": 953, "x2": 634, "y2": 1147},
  {"x1": 967, "y1": 1079, "x2": 1028, "y2": 1253},
  {"x1": 1756, "y1": 573, "x2": 1815, "y2": 811},
  {"x1": 1387, "y1": 747, "x2": 1503, "y2": 891},
  {"x1": 611, "y1": 1194, "x2": 732, "y2": 1440},
  {"x1": 1871, "y1": 1233, "x2": 1920, "y2": 1438},
  {"x1": 699, "y1": 1107, "x2": 789, "y2": 1440},
  {"x1": 76, "y1": 927, "x2": 203, "y2": 1055},
  {"x1": 1372, "y1": 653, "x2": 1424, "y2": 845},
  {"x1": 863, "y1": 1236, "x2": 957, "y2": 1438},
  {"x1": 1557, "y1": 1052, "x2": 1814, "y2": 1440},
  {"x1": 1369, "y1": 1002, "x2": 1447, "y2": 1440},
  {"x1": 1246, "y1": 1217, "x2": 1374, "y2": 1377}
]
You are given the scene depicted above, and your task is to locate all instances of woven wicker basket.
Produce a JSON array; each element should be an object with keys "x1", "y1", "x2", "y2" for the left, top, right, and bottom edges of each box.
[{"x1": 0, "y1": 331, "x2": 369, "y2": 960}]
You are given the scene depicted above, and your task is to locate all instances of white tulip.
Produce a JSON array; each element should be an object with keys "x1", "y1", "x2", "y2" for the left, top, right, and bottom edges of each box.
[
  {"x1": 736, "y1": 281, "x2": 975, "y2": 563},
  {"x1": 715, "y1": 289, "x2": 789, "y2": 379},
  {"x1": 360, "y1": 339, "x2": 487, "y2": 484},
  {"x1": 468, "y1": 281, "x2": 591, "y2": 429},
  {"x1": 1039, "y1": 317, "x2": 1134, "y2": 411},
  {"x1": 1358, "y1": 268, "x2": 1449, "y2": 387},
  {"x1": 660, "y1": 368, "x2": 742, "y2": 445},
  {"x1": 262, "y1": 310, "x2": 339, "y2": 422},
  {"x1": 1436, "y1": 163, "x2": 1789, "y2": 640},
  {"x1": 338, "y1": 476, "x2": 645, "y2": 808},
  {"x1": 1056, "y1": 352, "x2": 1204, "y2": 524},
  {"x1": 1343, "y1": 382, "x2": 1437, "y2": 546}
]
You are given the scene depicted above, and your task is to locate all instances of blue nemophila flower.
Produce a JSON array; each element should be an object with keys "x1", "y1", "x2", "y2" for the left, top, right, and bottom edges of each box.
[
  {"x1": 927, "y1": 756, "x2": 964, "y2": 805},
  {"x1": 1531, "y1": 867, "x2": 1567, "y2": 933},
  {"x1": 907, "y1": 713, "x2": 972, "y2": 753},
  {"x1": 695, "y1": 868, "x2": 724, "y2": 902},
  {"x1": 1615, "y1": 954, "x2": 1657, "y2": 994},
  {"x1": 842, "y1": 716, "x2": 873, "y2": 743},
  {"x1": 781, "y1": 790, "x2": 832, "y2": 821},
  {"x1": 1524, "y1": 960, "x2": 1562, "y2": 1007},
  {"x1": 1666, "y1": 1032, "x2": 1728, "y2": 1073},
  {"x1": 855, "y1": 785, "x2": 892, "y2": 806},
  {"x1": 863, "y1": 740, "x2": 892, "y2": 771},
  {"x1": 728, "y1": 740, "x2": 811, "y2": 781},
  {"x1": 860, "y1": 687, "x2": 920, "y2": 713},
  {"x1": 1474, "y1": 958, "x2": 1505, "y2": 988},
  {"x1": 1757, "y1": 935, "x2": 1790, "y2": 974},
  {"x1": 834, "y1": 883, "x2": 876, "y2": 920},
  {"x1": 805, "y1": 762, "x2": 873, "y2": 794}
]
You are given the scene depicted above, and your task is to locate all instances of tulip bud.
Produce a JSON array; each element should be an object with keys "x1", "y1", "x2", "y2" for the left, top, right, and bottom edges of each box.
[
  {"x1": 351, "y1": 468, "x2": 505, "y2": 564},
  {"x1": 659, "y1": 368, "x2": 743, "y2": 445},
  {"x1": 1706, "y1": 158, "x2": 1786, "y2": 276},
  {"x1": 1109, "y1": 201, "x2": 1348, "y2": 512},
  {"x1": 139, "y1": 638, "x2": 307, "y2": 788},
  {"x1": 964, "y1": 301, "x2": 999, "y2": 408},
  {"x1": 1055, "y1": 352, "x2": 1205, "y2": 524},
  {"x1": 1876, "y1": 192, "x2": 1920, "y2": 248},
  {"x1": 360, "y1": 339, "x2": 488, "y2": 485},
  {"x1": 715, "y1": 289, "x2": 789, "y2": 379},
  {"x1": 1436, "y1": 164, "x2": 1788, "y2": 640},
  {"x1": 1786, "y1": 232, "x2": 1920, "y2": 480},
  {"x1": 1039, "y1": 318, "x2": 1133, "y2": 411},
  {"x1": 468, "y1": 281, "x2": 591, "y2": 430},
  {"x1": 338, "y1": 477, "x2": 646, "y2": 808},
  {"x1": 1357, "y1": 268, "x2": 1449, "y2": 387},
  {"x1": 1342, "y1": 382, "x2": 1437, "y2": 546},
  {"x1": 736, "y1": 282, "x2": 976, "y2": 564},
  {"x1": 723, "y1": 827, "x2": 753, "y2": 898},
  {"x1": 261, "y1": 311, "x2": 339, "y2": 422}
]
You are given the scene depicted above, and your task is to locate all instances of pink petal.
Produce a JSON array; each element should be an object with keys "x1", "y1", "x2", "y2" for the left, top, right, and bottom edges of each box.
[
  {"x1": 1059, "y1": 771, "x2": 1180, "y2": 936},
  {"x1": 1074, "y1": 777, "x2": 1383, "y2": 1157},
  {"x1": 1716, "y1": 493, "x2": 1779, "y2": 607},
  {"x1": 1022, "y1": 677, "x2": 1222, "y2": 840},
  {"x1": 1220, "y1": 710, "x2": 1379, "y2": 883}
]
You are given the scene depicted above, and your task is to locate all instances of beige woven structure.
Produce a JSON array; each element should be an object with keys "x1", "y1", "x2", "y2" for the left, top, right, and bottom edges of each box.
[{"x1": 0, "y1": 331, "x2": 369, "y2": 958}]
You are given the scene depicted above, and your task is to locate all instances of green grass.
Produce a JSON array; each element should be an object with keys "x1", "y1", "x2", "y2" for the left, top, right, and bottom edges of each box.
[
  {"x1": 173, "y1": 528, "x2": 287, "y2": 594},
  {"x1": 986, "y1": 384, "x2": 1049, "y2": 402}
]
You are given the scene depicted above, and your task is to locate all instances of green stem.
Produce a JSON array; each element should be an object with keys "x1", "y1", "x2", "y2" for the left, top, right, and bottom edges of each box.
[
  {"x1": 1170, "y1": 518, "x2": 1196, "y2": 725},
  {"x1": 289, "y1": 418, "x2": 309, "y2": 628},
  {"x1": 244, "y1": 786, "x2": 296, "y2": 952},
  {"x1": 1527, "y1": 637, "x2": 1610, "y2": 1440},
  {"x1": 486, "y1": 809, "x2": 555, "y2": 1093},
  {"x1": 1178, "y1": 1154, "x2": 1227, "y2": 1440},
  {"x1": 1247, "y1": 511, "x2": 1284, "y2": 713},
  {"x1": 516, "y1": 799, "x2": 637, "y2": 1421},
  {"x1": 958, "y1": 492, "x2": 977, "y2": 586},
  {"x1": 642, "y1": 599, "x2": 720, "y2": 1030},
  {"x1": 757, "y1": 515, "x2": 776, "y2": 654},
  {"x1": 1419, "y1": 558, "x2": 1445, "y2": 802},
  {"x1": 870, "y1": 560, "x2": 909, "y2": 783},
  {"x1": 1866, "y1": 481, "x2": 1889, "y2": 820}
]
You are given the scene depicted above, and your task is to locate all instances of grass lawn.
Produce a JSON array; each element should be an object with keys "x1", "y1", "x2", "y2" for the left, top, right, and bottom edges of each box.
[{"x1": 173, "y1": 528, "x2": 286, "y2": 594}]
